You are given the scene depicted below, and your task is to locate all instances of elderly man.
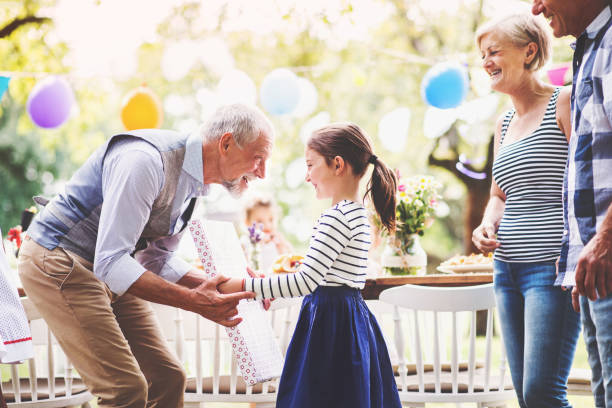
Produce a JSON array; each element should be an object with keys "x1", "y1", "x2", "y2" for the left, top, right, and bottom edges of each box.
[
  {"x1": 18, "y1": 103, "x2": 274, "y2": 408},
  {"x1": 533, "y1": 1, "x2": 612, "y2": 406}
]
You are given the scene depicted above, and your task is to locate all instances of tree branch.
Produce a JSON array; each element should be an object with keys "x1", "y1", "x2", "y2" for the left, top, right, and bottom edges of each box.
[
  {"x1": 428, "y1": 126, "x2": 495, "y2": 188},
  {"x1": 0, "y1": 16, "x2": 50, "y2": 39},
  {"x1": 484, "y1": 133, "x2": 495, "y2": 173},
  {"x1": 428, "y1": 128, "x2": 472, "y2": 185}
]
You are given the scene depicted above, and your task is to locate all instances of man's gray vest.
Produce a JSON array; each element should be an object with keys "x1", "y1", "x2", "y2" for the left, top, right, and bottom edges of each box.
[{"x1": 27, "y1": 129, "x2": 193, "y2": 263}]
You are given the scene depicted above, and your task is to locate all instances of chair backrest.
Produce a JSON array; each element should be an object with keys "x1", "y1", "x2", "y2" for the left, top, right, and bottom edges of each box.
[
  {"x1": 379, "y1": 284, "x2": 514, "y2": 405},
  {"x1": 152, "y1": 297, "x2": 302, "y2": 406},
  {"x1": 1, "y1": 298, "x2": 93, "y2": 407}
]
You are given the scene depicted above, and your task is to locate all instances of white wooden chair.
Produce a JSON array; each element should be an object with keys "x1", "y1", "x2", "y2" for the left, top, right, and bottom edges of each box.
[
  {"x1": 379, "y1": 283, "x2": 514, "y2": 408},
  {"x1": 566, "y1": 368, "x2": 593, "y2": 396},
  {"x1": 152, "y1": 297, "x2": 302, "y2": 407},
  {"x1": 0, "y1": 298, "x2": 93, "y2": 407}
]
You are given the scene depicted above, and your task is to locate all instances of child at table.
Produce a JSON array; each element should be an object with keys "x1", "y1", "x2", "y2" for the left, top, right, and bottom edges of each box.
[
  {"x1": 243, "y1": 196, "x2": 293, "y2": 273},
  {"x1": 220, "y1": 123, "x2": 402, "y2": 408}
]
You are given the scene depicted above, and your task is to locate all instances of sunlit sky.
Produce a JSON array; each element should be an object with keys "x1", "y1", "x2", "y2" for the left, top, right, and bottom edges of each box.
[{"x1": 42, "y1": 0, "x2": 529, "y2": 78}]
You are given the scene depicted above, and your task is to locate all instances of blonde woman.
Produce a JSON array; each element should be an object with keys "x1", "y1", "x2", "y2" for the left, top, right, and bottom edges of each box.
[{"x1": 472, "y1": 12, "x2": 580, "y2": 408}]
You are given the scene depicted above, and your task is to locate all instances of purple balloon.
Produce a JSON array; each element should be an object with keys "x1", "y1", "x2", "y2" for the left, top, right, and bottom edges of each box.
[{"x1": 27, "y1": 76, "x2": 75, "y2": 129}]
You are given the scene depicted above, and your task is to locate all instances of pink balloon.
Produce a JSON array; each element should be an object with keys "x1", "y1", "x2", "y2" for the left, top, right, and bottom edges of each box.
[
  {"x1": 27, "y1": 76, "x2": 75, "y2": 129},
  {"x1": 546, "y1": 64, "x2": 570, "y2": 86}
]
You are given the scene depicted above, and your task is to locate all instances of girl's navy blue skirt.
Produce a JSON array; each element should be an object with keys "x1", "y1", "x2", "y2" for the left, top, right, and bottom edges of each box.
[{"x1": 276, "y1": 286, "x2": 401, "y2": 408}]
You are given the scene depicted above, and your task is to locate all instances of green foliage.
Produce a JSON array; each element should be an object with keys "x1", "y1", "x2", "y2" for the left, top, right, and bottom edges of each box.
[
  {"x1": 0, "y1": 0, "x2": 577, "y2": 260},
  {"x1": 0, "y1": 0, "x2": 115, "y2": 232}
]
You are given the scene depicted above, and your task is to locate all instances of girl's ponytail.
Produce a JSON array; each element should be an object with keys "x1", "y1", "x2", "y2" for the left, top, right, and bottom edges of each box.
[{"x1": 365, "y1": 157, "x2": 397, "y2": 233}]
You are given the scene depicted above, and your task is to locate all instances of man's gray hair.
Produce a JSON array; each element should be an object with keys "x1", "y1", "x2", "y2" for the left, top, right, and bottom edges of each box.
[{"x1": 201, "y1": 103, "x2": 274, "y2": 148}]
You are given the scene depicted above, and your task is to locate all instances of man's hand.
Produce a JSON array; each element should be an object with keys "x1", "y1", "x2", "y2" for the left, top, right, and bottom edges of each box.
[
  {"x1": 129, "y1": 271, "x2": 254, "y2": 327},
  {"x1": 472, "y1": 222, "x2": 500, "y2": 253},
  {"x1": 184, "y1": 275, "x2": 255, "y2": 327},
  {"x1": 246, "y1": 267, "x2": 271, "y2": 310},
  {"x1": 575, "y1": 231, "x2": 612, "y2": 301}
]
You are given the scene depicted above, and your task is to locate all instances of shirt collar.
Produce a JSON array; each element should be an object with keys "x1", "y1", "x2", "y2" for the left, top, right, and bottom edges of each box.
[
  {"x1": 570, "y1": 6, "x2": 610, "y2": 50},
  {"x1": 585, "y1": 6, "x2": 611, "y2": 39},
  {"x1": 183, "y1": 131, "x2": 209, "y2": 196}
]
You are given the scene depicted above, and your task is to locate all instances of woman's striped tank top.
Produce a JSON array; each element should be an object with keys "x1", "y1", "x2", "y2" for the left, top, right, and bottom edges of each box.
[{"x1": 492, "y1": 88, "x2": 568, "y2": 262}]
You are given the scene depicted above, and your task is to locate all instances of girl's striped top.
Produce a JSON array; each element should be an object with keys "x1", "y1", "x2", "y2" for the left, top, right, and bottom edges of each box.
[
  {"x1": 245, "y1": 200, "x2": 371, "y2": 299},
  {"x1": 492, "y1": 87, "x2": 568, "y2": 262}
]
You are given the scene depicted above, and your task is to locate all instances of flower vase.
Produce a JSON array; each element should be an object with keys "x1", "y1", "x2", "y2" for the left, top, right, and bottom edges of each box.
[
  {"x1": 249, "y1": 244, "x2": 262, "y2": 274},
  {"x1": 381, "y1": 234, "x2": 427, "y2": 275}
]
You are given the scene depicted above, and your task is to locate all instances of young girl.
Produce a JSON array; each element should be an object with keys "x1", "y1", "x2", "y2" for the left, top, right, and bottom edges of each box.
[
  {"x1": 243, "y1": 196, "x2": 293, "y2": 272},
  {"x1": 220, "y1": 123, "x2": 402, "y2": 408}
]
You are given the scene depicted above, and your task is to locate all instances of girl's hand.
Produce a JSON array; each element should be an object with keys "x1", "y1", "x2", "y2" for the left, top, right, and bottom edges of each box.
[
  {"x1": 246, "y1": 267, "x2": 271, "y2": 310},
  {"x1": 217, "y1": 278, "x2": 246, "y2": 294},
  {"x1": 472, "y1": 222, "x2": 500, "y2": 253}
]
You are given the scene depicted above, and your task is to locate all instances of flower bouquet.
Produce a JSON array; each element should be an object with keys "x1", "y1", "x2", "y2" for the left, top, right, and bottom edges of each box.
[{"x1": 377, "y1": 174, "x2": 442, "y2": 275}]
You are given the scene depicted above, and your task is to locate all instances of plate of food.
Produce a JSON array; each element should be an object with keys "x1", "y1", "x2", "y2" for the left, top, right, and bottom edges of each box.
[
  {"x1": 438, "y1": 253, "x2": 493, "y2": 274},
  {"x1": 272, "y1": 254, "x2": 304, "y2": 274}
]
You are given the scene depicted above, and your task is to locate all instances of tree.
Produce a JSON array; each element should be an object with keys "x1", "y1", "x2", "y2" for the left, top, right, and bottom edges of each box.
[
  {"x1": 0, "y1": 0, "x2": 114, "y2": 232},
  {"x1": 0, "y1": 1, "x2": 57, "y2": 232},
  {"x1": 0, "y1": 0, "x2": 574, "y2": 259},
  {"x1": 429, "y1": 126, "x2": 494, "y2": 255}
]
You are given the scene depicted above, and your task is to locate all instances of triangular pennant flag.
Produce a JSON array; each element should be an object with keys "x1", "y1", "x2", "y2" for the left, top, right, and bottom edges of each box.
[
  {"x1": 0, "y1": 76, "x2": 10, "y2": 100},
  {"x1": 546, "y1": 63, "x2": 570, "y2": 86}
]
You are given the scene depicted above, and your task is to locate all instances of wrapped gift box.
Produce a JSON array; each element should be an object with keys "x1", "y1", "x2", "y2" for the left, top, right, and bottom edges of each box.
[{"x1": 189, "y1": 219, "x2": 283, "y2": 385}]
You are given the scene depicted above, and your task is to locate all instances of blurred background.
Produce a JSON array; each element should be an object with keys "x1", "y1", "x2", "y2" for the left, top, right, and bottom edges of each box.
[{"x1": 0, "y1": 0, "x2": 574, "y2": 269}]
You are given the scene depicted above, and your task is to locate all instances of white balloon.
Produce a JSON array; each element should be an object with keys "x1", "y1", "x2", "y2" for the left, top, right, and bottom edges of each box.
[
  {"x1": 457, "y1": 94, "x2": 499, "y2": 124},
  {"x1": 285, "y1": 158, "x2": 307, "y2": 189},
  {"x1": 196, "y1": 87, "x2": 219, "y2": 122},
  {"x1": 216, "y1": 69, "x2": 257, "y2": 106},
  {"x1": 459, "y1": 122, "x2": 494, "y2": 146},
  {"x1": 292, "y1": 78, "x2": 318, "y2": 118},
  {"x1": 378, "y1": 107, "x2": 411, "y2": 152},
  {"x1": 110, "y1": 51, "x2": 138, "y2": 80},
  {"x1": 469, "y1": 66, "x2": 492, "y2": 97},
  {"x1": 177, "y1": 118, "x2": 199, "y2": 134},
  {"x1": 424, "y1": 106, "x2": 458, "y2": 139},
  {"x1": 198, "y1": 37, "x2": 235, "y2": 76},
  {"x1": 161, "y1": 41, "x2": 198, "y2": 82},
  {"x1": 260, "y1": 68, "x2": 301, "y2": 115},
  {"x1": 164, "y1": 94, "x2": 187, "y2": 117},
  {"x1": 300, "y1": 111, "x2": 331, "y2": 144}
]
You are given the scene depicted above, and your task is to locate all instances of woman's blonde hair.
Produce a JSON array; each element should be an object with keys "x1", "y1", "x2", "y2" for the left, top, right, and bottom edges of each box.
[{"x1": 476, "y1": 11, "x2": 551, "y2": 71}]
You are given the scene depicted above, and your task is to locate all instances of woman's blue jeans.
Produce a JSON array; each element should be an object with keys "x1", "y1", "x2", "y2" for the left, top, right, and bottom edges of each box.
[{"x1": 494, "y1": 260, "x2": 581, "y2": 408}]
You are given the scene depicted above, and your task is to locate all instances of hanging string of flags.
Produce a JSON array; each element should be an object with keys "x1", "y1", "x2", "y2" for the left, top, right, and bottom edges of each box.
[
  {"x1": 0, "y1": 68, "x2": 320, "y2": 130},
  {"x1": 0, "y1": 56, "x2": 571, "y2": 181}
]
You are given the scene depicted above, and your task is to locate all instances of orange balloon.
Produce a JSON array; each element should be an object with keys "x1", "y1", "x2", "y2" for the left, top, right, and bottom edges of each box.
[{"x1": 120, "y1": 86, "x2": 163, "y2": 130}]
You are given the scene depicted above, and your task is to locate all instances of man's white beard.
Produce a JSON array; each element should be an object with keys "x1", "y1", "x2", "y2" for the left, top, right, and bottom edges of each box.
[{"x1": 222, "y1": 173, "x2": 255, "y2": 198}]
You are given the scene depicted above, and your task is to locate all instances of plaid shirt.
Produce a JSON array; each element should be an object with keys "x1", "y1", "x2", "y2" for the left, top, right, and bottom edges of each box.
[{"x1": 557, "y1": 6, "x2": 612, "y2": 286}]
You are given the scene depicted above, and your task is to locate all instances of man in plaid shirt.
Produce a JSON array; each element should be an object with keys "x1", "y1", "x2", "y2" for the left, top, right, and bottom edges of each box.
[{"x1": 533, "y1": 0, "x2": 612, "y2": 406}]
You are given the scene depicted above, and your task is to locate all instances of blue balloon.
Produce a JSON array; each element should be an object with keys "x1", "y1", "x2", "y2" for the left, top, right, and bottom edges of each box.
[
  {"x1": 260, "y1": 68, "x2": 300, "y2": 115},
  {"x1": 421, "y1": 63, "x2": 469, "y2": 109},
  {"x1": 0, "y1": 76, "x2": 10, "y2": 100}
]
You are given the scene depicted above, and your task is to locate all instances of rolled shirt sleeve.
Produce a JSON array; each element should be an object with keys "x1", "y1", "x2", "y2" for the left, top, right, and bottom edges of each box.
[
  {"x1": 94, "y1": 140, "x2": 164, "y2": 295},
  {"x1": 134, "y1": 233, "x2": 192, "y2": 283}
]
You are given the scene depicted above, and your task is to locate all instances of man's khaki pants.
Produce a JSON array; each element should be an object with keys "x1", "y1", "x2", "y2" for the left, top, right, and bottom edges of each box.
[{"x1": 18, "y1": 238, "x2": 186, "y2": 408}]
